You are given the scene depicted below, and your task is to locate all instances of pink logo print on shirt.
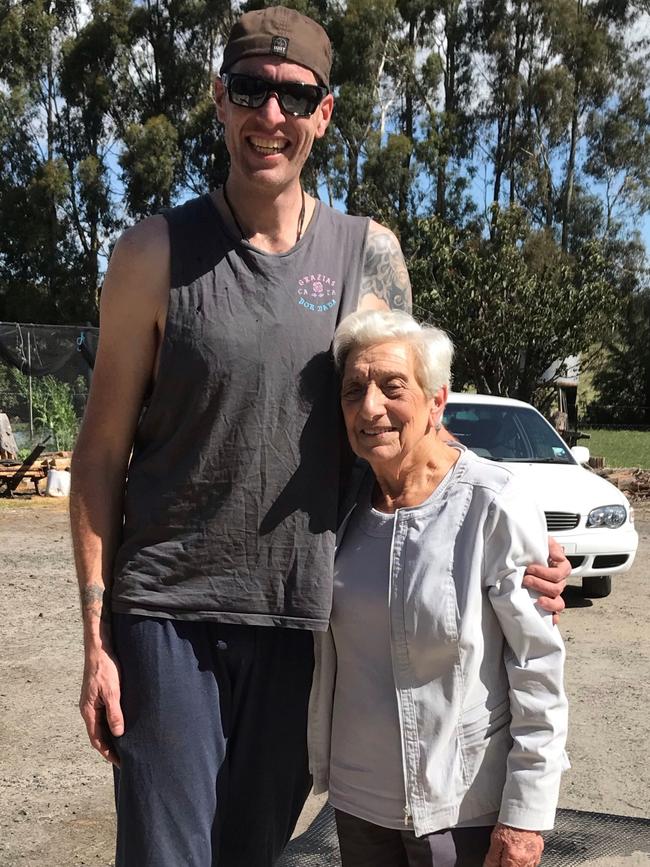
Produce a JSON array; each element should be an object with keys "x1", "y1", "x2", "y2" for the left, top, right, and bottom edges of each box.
[{"x1": 296, "y1": 273, "x2": 337, "y2": 313}]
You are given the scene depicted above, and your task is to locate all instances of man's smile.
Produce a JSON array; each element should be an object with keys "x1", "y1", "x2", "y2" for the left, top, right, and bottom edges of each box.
[{"x1": 247, "y1": 135, "x2": 289, "y2": 154}]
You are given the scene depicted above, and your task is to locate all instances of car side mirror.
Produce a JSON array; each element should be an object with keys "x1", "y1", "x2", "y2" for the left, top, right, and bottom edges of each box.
[{"x1": 571, "y1": 445, "x2": 590, "y2": 465}]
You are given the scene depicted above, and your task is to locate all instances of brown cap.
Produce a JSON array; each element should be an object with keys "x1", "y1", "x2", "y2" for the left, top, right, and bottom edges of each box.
[{"x1": 220, "y1": 6, "x2": 332, "y2": 87}]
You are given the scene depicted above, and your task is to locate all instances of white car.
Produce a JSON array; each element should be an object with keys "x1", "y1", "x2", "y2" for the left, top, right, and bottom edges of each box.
[{"x1": 444, "y1": 393, "x2": 639, "y2": 598}]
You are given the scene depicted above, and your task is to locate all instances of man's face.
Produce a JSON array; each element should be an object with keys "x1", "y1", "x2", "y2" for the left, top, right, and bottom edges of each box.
[{"x1": 215, "y1": 56, "x2": 333, "y2": 193}]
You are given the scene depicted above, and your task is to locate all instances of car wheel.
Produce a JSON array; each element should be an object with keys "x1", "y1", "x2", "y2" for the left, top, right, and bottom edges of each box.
[{"x1": 582, "y1": 575, "x2": 612, "y2": 598}]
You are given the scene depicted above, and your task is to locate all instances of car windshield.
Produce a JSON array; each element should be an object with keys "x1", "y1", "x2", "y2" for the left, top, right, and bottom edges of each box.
[{"x1": 443, "y1": 402, "x2": 575, "y2": 464}]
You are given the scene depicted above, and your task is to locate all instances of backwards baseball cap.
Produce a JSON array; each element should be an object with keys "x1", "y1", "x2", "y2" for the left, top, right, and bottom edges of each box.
[{"x1": 220, "y1": 6, "x2": 332, "y2": 87}]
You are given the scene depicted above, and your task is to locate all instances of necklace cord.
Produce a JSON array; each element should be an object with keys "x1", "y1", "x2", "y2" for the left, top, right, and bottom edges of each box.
[
  {"x1": 222, "y1": 182, "x2": 306, "y2": 244},
  {"x1": 222, "y1": 181, "x2": 247, "y2": 238}
]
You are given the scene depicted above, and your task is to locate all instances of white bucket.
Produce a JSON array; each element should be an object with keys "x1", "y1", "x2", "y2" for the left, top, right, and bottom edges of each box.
[{"x1": 45, "y1": 468, "x2": 71, "y2": 497}]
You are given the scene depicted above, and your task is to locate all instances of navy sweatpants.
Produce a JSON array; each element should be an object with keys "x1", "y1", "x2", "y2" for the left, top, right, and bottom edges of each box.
[{"x1": 111, "y1": 614, "x2": 314, "y2": 867}]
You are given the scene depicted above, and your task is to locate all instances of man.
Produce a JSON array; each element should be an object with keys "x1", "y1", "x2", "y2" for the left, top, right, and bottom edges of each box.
[{"x1": 70, "y1": 7, "x2": 567, "y2": 866}]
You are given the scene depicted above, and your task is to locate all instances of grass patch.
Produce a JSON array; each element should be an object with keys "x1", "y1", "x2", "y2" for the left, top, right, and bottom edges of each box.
[
  {"x1": 0, "y1": 495, "x2": 68, "y2": 509},
  {"x1": 581, "y1": 429, "x2": 650, "y2": 469}
]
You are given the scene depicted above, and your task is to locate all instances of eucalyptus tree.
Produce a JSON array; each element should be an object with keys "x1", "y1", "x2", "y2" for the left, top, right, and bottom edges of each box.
[
  {"x1": 547, "y1": 0, "x2": 639, "y2": 250},
  {"x1": 474, "y1": 0, "x2": 544, "y2": 221},
  {"x1": 1, "y1": 0, "x2": 648, "y2": 338},
  {"x1": 111, "y1": 0, "x2": 231, "y2": 217},
  {"x1": 416, "y1": 0, "x2": 475, "y2": 222},
  {"x1": 326, "y1": 0, "x2": 400, "y2": 216},
  {"x1": 374, "y1": 0, "x2": 476, "y2": 227},
  {"x1": 0, "y1": 0, "x2": 91, "y2": 322},
  {"x1": 56, "y1": 0, "x2": 130, "y2": 315},
  {"x1": 582, "y1": 52, "x2": 650, "y2": 240},
  {"x1": 471, "y1": 0, "x2": 648, "y2": 251}
]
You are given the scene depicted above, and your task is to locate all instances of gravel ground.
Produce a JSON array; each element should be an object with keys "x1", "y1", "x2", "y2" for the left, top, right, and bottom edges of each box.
[{"x1": 0, "y1": 497, "x2": 648, "y2": 866}]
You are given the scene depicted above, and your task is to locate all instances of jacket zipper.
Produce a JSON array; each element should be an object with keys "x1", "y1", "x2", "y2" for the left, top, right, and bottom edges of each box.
[{"x1": 389, "y1": 509, "x2": 412, "y2": 829}]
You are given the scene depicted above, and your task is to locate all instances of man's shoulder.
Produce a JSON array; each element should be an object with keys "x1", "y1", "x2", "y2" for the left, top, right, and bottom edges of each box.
[
  {"x1": 364, "y1": 220, "x2": 405, "y2": 263},
  {"x1": 316, "y1": 199, "x2": 370, "y2": 230},
  {"x1": 367, "y1": 218, "x2": 401, "y2": 245},
  {"x1": 311, "y1": 203, "x2": 396, "y2": 243},
  {"x1": 113, "y1": 214, "x2": 169, "y2": 259},
  {"x1": 117, "y1": 195, "x2": 210, "y2": 257},
  {"x1": 160, "y1": 193, "x2": 213, "y2": 226},
  {"x1": 103, "y1": 215, "x2": 170, "y2": 312}
]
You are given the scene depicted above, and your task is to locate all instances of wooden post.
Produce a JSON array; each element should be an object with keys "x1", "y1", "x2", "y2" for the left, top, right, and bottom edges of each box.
[{"x1": 28, "y1": 331, "x2": 34, "y2": 437}]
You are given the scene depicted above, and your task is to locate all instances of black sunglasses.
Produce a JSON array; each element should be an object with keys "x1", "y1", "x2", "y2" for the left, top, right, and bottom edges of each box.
[{"x1": 221, "y1": 72, "x2": 329, "y2": 118}]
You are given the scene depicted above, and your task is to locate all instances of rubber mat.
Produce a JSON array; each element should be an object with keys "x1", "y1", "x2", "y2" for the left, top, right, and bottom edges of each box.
[
  {"x1": 545, "y1": 809, "x2": 650, "y2": 866},
  {"x1": 278, "y1": 805, "x2": 650, "y2": 866}
]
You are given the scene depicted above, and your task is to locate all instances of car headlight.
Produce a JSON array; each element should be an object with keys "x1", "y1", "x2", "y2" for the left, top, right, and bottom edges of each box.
[{"x1": 586, "y1": 505, "x2": 627, "y2": 528}]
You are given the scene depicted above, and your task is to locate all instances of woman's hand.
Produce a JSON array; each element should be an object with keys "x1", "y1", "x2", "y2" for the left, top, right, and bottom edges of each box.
[{"x1": 483, "y1": 823, "x2": 544, "y2": 867}]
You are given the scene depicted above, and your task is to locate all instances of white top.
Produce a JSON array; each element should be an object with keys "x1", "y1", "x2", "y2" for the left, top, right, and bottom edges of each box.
[{"x1": 329, "y1": 496, "x2": 404, "y2": 826}]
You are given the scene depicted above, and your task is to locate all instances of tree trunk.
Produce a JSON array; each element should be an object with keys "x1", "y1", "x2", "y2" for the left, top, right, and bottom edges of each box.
[
  {"x1": 437, "y1": 10, "x2": 454, "y2": 219},
  {"x1": 492, "y1": 116, "x2": 504, "y2": 229},
  {"x1": 346, "y1": 146, "x2": 360, "y2": 215},
  {"x1": 562, "y1": 101, "x2": 579, "y2": 251},
  {"x1": 46, "y1": 45, "x2": 58, "y2": 305},
  {"x1": 400, "y1": 18, "x2": 416, "y2": 223}
]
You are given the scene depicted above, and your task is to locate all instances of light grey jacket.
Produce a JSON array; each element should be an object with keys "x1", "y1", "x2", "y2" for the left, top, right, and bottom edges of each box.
[{"x1": 308, "y1": 448, "x2": 569, "y2": 837}]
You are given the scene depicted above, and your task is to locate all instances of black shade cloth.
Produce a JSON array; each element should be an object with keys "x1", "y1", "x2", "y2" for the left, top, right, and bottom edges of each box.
[
  {"x1": 278, "y1": 804, "x2": 650, "y2": 867},
  {"x1": 0, "y1": 322, "x2": 98, "y2": 376}
]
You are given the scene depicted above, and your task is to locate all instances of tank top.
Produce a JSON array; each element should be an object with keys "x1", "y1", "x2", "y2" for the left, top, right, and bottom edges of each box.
[{"x1": 111, "y1": 194, "x2": 369, "y2": 630}]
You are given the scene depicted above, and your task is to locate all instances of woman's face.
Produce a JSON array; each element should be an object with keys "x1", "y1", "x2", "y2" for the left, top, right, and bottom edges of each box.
[{"x1": 341, "y1": 340, "x2": 445, "y2": 470}]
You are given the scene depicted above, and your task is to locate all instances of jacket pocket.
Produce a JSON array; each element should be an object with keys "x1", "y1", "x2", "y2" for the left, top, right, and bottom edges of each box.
[{"x1": 459, "y1": 696, "x2": 512, "y2": 787}]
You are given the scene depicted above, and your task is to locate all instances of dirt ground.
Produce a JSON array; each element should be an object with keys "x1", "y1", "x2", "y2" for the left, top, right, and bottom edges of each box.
[{"x1": 1, "y1": 498, "x2": 648, "y2": 867}]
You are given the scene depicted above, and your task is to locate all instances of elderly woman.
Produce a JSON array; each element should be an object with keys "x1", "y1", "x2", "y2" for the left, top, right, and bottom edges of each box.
[{"x1": 308, "y1": 310, "x2": 568, "y2": 867}]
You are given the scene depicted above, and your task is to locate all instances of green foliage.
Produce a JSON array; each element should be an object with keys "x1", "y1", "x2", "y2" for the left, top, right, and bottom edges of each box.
[
  {"x1": 357, "y1": 133, "x2": 416, "y2": 226},
  {"x1": 120, "y1": 116, "x2": 180, "y2": 217},
  {"x1": 410, "y1": 206, "x2": 617, "y2": 402},
  {"x1": 586, "y1": 278, "x2": 650, "y2": 425},
  {"x1": 9, "y1": 371, "x2": 85, "y2": 451},
  {"x1": 0, "y1": 0, "x2": 647, "y2": 412},
  {"x1": 0, "y1": 0, "x2": 231, "y2": 323}
]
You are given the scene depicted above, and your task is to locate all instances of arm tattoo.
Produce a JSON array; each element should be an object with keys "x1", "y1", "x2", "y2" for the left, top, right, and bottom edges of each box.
[
  {"x1": 80, "y1": 584, "x2": 111, "y2": 622},
  {"x1": 359, "y1": 224, "x2": 413, "y2": 312}
]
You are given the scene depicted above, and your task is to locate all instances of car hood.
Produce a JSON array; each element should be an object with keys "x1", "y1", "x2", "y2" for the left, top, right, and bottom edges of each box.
[{"x1": 495, "y1": 461, "x2": 632, "y2": 515}]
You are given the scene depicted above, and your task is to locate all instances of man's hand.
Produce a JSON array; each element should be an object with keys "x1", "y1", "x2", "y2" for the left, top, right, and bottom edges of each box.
[
  {"x1": 523, "y1": 536, "x2": 570, "y2": 624},
  {"x1": 79, "y1": 646, "x2": 124, "y2": 766},
  {"x1": 483, "y1": 822, "x2": 544, "y2": 867}
]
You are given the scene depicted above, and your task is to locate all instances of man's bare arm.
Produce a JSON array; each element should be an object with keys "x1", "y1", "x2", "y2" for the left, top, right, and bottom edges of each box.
[
  {"x1": 70, "y1": 215, "x2": 169, "y2": 764},
  {"x1": 358, "y1": 220, "x2": 412, "y2": 313}
]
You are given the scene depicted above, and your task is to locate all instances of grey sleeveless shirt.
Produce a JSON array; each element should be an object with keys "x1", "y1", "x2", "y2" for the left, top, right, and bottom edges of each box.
[{"x1": 111, "y1": 194, "x2": 369, "y2": 630}]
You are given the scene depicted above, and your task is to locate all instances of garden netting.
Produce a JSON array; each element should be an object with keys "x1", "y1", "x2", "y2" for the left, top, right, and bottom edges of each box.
[{"x1": 0, "y1": 322, "x2": 98, "y2": 451}]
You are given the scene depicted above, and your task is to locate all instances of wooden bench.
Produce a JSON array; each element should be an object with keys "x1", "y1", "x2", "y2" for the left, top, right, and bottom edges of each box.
[
  {"x1": 0, "y1": 465, "x2": 47, "y2": 496},
  {"x1": 0, "y1": 440, "x2": 50, "y2": 497}
]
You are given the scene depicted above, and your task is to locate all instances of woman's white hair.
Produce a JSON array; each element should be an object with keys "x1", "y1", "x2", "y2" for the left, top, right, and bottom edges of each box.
[{"x1": 333, "y1": 310, "x2": 453, "y2": 397}]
